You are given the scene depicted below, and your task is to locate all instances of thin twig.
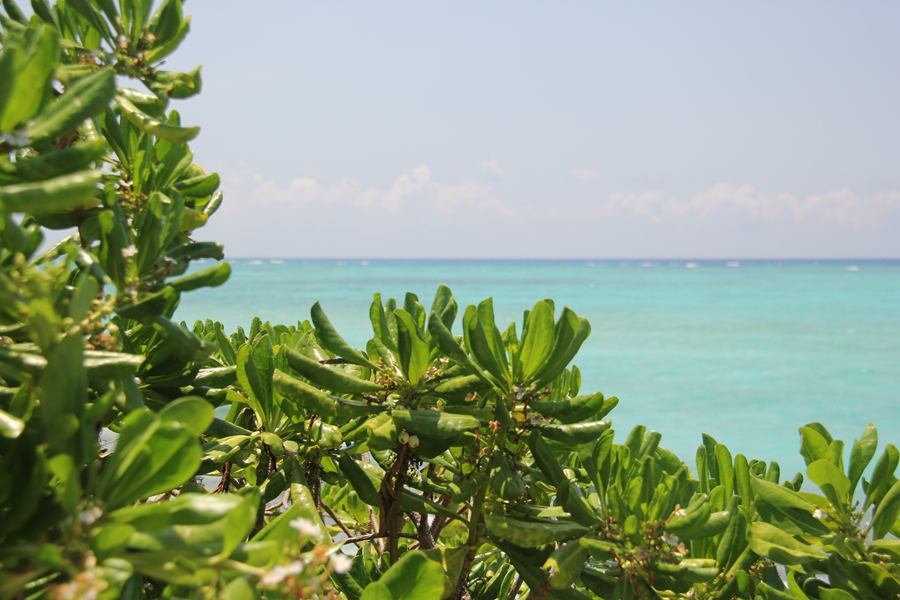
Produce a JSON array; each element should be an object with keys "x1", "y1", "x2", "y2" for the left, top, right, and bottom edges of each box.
[
  {"x1": 340, "y1": 532, "x2": 419, "y2": 545},
  {"x1": 507, "y1": 575, "x2": 523, "y2": 600},
  {"x1": 321, "y1": 501, "x2": 355, "y2": 541},
  {"x1": 213, "y1": 462, "x2": 232, "y2": 494},
  {"x1": 407, "y1": 511, "x2": 435, "y2": 550},
  {"x1": 368, "y1": 506, "x2": 384, "y2": 554}
]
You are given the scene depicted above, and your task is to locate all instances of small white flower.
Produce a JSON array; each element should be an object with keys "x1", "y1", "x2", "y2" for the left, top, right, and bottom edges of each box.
[
  {"x1": 79, "y1": 506, "x2": 103, "y2": 526},
  {"x1": 674, "y1": 509, "x2": 687, "y2": 517},
  {"x1": 513, "y1": 386, "x2": 525, "y2": 401},
  {"x1": 0, "y1": 131, "x2": 30, "y2": 147},
  {"x1": 330, "y1": 553, "x2": 352, "y2": 574},
  {"x1": 289, "y1": 517, "x2": 321, "y2": 538},
  {"x1": 260, "y1": 562, "x2": 304, "y2": 587},
  {"x1": 260, "y1": 565, "x2": 289, "y2": 587},
  {"x1": 813, "y1": 509, "x2": 827, "y2": 520},
  {"x1": 121, "y1": 245, "x2": 138, "y2": 258},
  {"x1": 662, "y1": 533, "x2": 680, "y2": 546}
]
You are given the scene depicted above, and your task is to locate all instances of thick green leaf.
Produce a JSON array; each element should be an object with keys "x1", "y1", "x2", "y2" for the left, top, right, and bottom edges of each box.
[
  {"x1": 420, "y1": 545, "x2": 467, "y2": 599},
  {"x1": 484, "y1": 514, "x2": 588, "y2": 547},
  {"x1": 533, "y1": 308, "x2": 591, "y2": 388},
  {"x1": 865, "y1": 443, "x2": 899, "y2": 510},
  {"x1": 519, "y1": 299, "x2": 554, "y2": 381},
  {"x1": 491, "y1": 451, "x2": 526, "y2": 501},
  {"x1": 98, "y1": 205, "x2": 130, "y2": 288},
  {"x1": 273, "y1": 369, "x2": 384, "y2": 419},
  {"x1": 144, "y1": 17, "x2": 191, "y2": 63},
  {"x1": 310, "y1": 301, "x2": 378, "y2": 369},
  {"x1": 153, "y1": 316, "x2": 216, "y2": 363},
  {"x1": 116, "y1": 287, "x2": 179, "y2": 323},
  {"x1": 0, "y1": 407, "x2": 24, "y2": 438},
  {"x1": 0, "y1": 26, "x2": 58, "y2": 132},
  {"x1": 544, "y1": 540, "x2": 589, "y2": 590},
  {"x1": 174, "y1": 171, "x2": 219, "y2": 197},
  {"x1": 283, "y1": 345, "x2": 382, "y2": 394},
  {"x1": 360, "y1": 551, "x2": 445, "y2": 600},
  {"x1": 429, "y1": 284, "x2": 457, "y2": 331},
  {"x1": 47, "y1": 454, "x2": 81, "y2": 513},
  {"x1": 533, "y1": 420, "x2": 611, "y2": 445},
  {"x1": 0, "y1": 139, "x2": 106, "y2": 184},
  {"x1": 0, "y1": 170, "x2": 102, "y2": 214},
  {"x1": 39, "y1": 333, "x2": 86, "y2": 450},
  {"x1": 799, "y1": 426, "x2": 830, "y2": 466},
  {"x1": 370, "y1": 292, "x2": 398, "y2": 351},
  {"x1": 715, "y1": 444, "x2": 735, "y2": 499},
  {"x1": 464, "y1": 300, "x2": 508, "y2": 385},
  {"x1": 168, "y1": 261, "x2": 231, "y2": 292},
  {"x1": 806, "y1": 459, "x2": 851, "y2": 516},
  {"x1": 818, "y1": 590, "x2": 856, "y2": 600},
  {"x1": 530, "y1": 392, "x2": 616, "y2": 425},
  {"x1": 220, "y1": 487, "x2": 259, "y2": 559},
  {"x1": 116, "y1": 96, "x2": 199, "y2": 143},
  {"x1": 394, "y1": 308, "x2": 430, "y2": 383},
  {"x1": 100, "y1": 409, "x2": 202, "y2": 509},
  {"x1": 391, "y1": 409, "x2": 483, "y2": 441},
  {"x1": 871, "y1": 478, "x2": 900, "y2": 540},
  {"x1": 426, "y1": 311, "x2": 488, "y2": 382},
  {"x1": 27, "y1": 68, "x2": 116, "y2": 143},
  {"x1": 153, "y1": 141, "x2": 193, "y2": 190},
  {"x1": 287, "y1": 459, "x2": 330, "y2": 542},
  {"x1": 157, "y1": 396, "x2": 214, "y2": 437},
  {"x1": 236, "y1": 340, "x2": 274, "y2": 417},
  {"x1": 848, "y1": 423, "x2": 877, "y2": 497},
  {"x1": 746, "y1": 522, "x2": 824, "y2": 564}
]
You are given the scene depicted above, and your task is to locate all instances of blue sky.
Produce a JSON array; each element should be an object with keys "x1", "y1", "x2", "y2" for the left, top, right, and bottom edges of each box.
[{"x1": 161, "y1": 1, "x2": 899, "y2": 259}]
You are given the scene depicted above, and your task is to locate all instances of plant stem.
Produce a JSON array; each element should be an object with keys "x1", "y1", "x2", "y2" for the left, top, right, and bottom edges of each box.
[{"x1": 321, "y1": 501, "x2": 355, "y2": 543}]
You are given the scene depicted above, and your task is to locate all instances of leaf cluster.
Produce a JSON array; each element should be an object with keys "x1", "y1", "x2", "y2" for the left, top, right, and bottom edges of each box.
[{"x1": 2, "y1": 3, "x2": 899, "y2": 600}]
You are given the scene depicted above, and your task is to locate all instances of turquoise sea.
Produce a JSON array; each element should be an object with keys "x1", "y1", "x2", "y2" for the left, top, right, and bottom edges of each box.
[{"x1": 178, "y1": 259, "x2": 900, "y2": 479}]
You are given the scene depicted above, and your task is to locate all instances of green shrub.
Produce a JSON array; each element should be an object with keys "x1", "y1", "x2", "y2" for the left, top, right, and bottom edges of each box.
[{"x1": 1, "y1": 2, "x2": 898, "y2": 599}]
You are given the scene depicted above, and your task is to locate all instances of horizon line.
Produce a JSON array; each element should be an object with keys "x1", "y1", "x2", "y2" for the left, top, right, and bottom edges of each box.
[{"x1": 216, "y1": 257, "x2": 900, "y2": 262}]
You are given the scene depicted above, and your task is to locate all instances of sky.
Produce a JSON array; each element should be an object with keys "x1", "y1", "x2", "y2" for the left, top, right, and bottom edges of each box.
[{"x1": 156, "y1": 1, "x2": 900, "y2": 259}]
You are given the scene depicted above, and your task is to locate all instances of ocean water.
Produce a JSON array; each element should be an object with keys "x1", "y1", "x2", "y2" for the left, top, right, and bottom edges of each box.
[{"x1": 178, "y1": 259, "x2": 900, "y2": 479}]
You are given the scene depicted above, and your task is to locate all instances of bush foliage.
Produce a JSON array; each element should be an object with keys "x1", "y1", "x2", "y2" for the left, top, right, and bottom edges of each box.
[{"x1": 1, "y1": 2, "x2": 899, "y2": 599}]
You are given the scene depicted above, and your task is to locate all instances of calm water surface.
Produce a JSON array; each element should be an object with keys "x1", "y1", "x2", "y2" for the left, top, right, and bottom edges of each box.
[{"x1": 178, "y1": 259, "x2": 900, "y2": 479}]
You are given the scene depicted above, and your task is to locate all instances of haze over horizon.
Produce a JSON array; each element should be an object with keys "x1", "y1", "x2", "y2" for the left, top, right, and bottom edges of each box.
[{"x1": 157, "y1": 2, "x2": 898, "y2": 259}]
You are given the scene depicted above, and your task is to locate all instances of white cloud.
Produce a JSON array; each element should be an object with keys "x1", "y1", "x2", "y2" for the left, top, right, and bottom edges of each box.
[
  {"x1": 572, "y1": 168, "x2": 601, "y2": 182},
  {"x1": 248, "y1": 176, "x2": 358, "y2": 206},
  {"x1": 206, "y1": 167, "x2": 900, "y2": 258},
  {"x1": 221, "y1": 165, "x2": 516, "y2": 218},
  {"x1": 480, "y1": 158, "x2": 505, "y2": 175},
  {"x1": 352, "y1": 166, "x2": 432, "y2": 211},
  {"x1": 227, "y1": 169, "x2": 900, "y2": 231},
  {"x1": 598, "y1": 183, "x2": 900, "y2": 229}
]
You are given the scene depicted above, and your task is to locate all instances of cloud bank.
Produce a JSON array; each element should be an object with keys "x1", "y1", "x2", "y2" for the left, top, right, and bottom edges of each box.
[
  {"x1": 204, "y1": 166, "x2": 900, "y2": 259},
  {"x1": 600, "y1": 184, "x2": 900, "y2": 229}
]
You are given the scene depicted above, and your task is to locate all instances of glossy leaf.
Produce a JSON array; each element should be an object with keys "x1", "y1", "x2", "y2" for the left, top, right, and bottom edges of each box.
[
  {"x1": 359, "y1": 551, "x2": 444, "y2": 600},
  {"x1": 310, "y1": 301, "x2": 379, "y2": 369}
]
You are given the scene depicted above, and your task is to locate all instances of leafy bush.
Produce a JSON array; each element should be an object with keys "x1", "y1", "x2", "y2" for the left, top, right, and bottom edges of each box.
[{"x1": 1, "y1": 2, "x2": 899, "y2": 599}]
